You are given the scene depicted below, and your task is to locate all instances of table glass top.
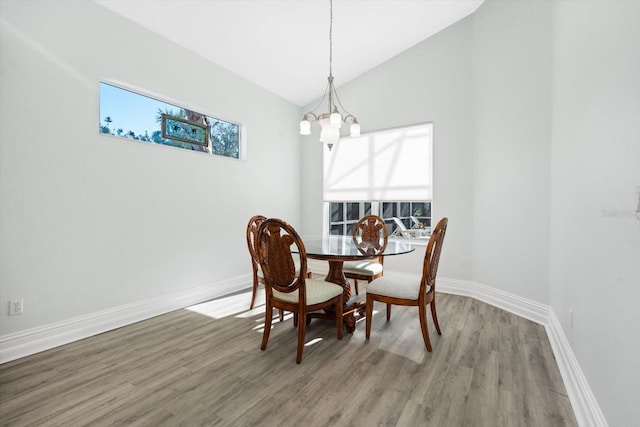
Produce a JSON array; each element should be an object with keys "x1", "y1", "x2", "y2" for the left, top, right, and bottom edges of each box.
[{"x1": 302, "y1": 235, "x2": 415, "y2": 258}]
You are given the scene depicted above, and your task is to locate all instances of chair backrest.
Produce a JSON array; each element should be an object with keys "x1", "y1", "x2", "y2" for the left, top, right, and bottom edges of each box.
[
  {"x1": 353, "y1": 215, "x2": 388, "y2": 257},
  {"x1": 421, "y1": 217, "x2": 448, "y2": 293},
  {"x1": 246, "y1": 215, "x2": 266, "y2": 271},
  {"x1": 256, "y1": 218, "x2": 308, "y2": 299}
]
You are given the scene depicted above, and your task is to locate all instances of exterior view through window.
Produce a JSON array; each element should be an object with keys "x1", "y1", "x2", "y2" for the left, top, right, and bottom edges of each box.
[
  {"x1": 329, "y1": 201, "x2": 432, "y2": 238},
  {"x1": 99, "y1": 82, "x2": 240, "y2": 159}
]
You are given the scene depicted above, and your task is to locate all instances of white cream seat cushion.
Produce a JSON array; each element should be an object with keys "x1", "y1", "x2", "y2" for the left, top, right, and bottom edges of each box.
[
  {"x1": 273, "y1": 279, "x2": 343, "y2": 305},
  {"x1": 342, "y1": 260, "x2": 383, "y2": 277},
  {"x1": 366, "y1": 272, "x2": 430, "y2": 300}
]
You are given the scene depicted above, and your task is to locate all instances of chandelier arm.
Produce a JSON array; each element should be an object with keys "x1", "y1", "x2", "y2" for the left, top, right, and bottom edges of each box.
[
  {"x1": 302, "y1": 79, "x2": 331, "y2": 121},
  {"x1": 331, "y1": 88, "x2": 357, "y2": 121}
]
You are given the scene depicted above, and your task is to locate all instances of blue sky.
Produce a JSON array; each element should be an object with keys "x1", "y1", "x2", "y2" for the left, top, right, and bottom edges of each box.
[{"x1": 99, "y1": 82, "x2": 179, "y2": 137}]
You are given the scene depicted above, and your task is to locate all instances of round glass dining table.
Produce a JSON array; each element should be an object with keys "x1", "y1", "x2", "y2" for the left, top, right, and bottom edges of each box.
[{"x1": 302, "y1": 235, "x2": 414, "y2": 332}]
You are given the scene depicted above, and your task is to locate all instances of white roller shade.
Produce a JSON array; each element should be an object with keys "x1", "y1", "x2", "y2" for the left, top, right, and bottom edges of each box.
[{"x1": 323, "y1": 123, "x2": 433, "y2": 201}]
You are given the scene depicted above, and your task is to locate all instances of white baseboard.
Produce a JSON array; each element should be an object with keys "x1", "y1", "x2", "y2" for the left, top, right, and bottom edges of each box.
[
  {"x1": 438, "y1": 277, "x2": 551, "y2": 325},
  {"x1": 437, "y1": 277, "x2": 608, "y2": 427},
  {"x1": 0, "y1": 274, "x2": 250, "y2": 364},
  {"x1": 544, "y1": 311, "x2": 609, "y2": 427},
  {"x1": 0, "y1": 272, "x2": 607, "y2": 426}
]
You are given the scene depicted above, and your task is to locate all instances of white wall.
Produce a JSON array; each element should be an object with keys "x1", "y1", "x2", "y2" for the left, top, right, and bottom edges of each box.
[
  {"x1": 0, "y1": 0, "x2": 302, "y2": 335},
  {"x1": 471, "y1": 0, "x2": 552, "y2": 304},
  {"x1": 550, "y1": 2, "x2": 640, "y2": 425}
]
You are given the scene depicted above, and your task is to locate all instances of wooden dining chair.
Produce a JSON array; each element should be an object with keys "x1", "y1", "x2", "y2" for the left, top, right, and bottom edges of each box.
[
  {"x1": 365, "y1": 217, "x2": 448, "y2": 351},
  {"x1": 247, "y1": 215, "x2": 268, "y2": 311},
  {"x1": 343, "y1": 215, "x2": 388, "y2": 295},
  {"x1": 246, "y1": 215, "x2": 312, "y2": 313},
  {"x1": 256, "y1": 218, "x2": 343, "y2": 363}
]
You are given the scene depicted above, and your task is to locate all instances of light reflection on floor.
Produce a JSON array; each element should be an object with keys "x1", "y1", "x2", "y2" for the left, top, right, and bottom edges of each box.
[
  {"x1": 186, "y1": 290, "x2": 260, "y2": 319},
  {"x1": 187, "y1": 287, "x2": 399, "y2": 355},
  {"x1": 186, "y1": 288, "x2": 295, "y2": 331}
]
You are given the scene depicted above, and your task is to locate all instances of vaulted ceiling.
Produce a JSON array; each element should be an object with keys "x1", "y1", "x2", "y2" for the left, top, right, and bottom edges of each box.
[{"x1": 95, "y1": 0, "x2": 484, "y2": 106}]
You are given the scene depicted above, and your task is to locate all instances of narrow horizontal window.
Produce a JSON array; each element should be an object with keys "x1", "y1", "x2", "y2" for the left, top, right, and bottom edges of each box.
[{"x1": 99, "y1": 82, "x2": 241, "y2": 159}]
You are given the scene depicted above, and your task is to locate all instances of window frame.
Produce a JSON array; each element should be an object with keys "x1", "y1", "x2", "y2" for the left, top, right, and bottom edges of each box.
[
  {"x1": 326, "y1": 200, "x2": 432, "y2": 241},
  {"x1": 99, "y1": 79, "x2": 246, "y2": 160}
]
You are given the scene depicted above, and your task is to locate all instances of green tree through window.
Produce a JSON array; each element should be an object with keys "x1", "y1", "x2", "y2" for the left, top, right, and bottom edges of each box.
[{"x1": 99, "y1": 82, "x2": 241, "y2": 159}]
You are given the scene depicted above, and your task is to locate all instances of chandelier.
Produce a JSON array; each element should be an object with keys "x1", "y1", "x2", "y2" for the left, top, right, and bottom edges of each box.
[{"x1": 299, "y1": 0, "x2": 360, "y2": 151}]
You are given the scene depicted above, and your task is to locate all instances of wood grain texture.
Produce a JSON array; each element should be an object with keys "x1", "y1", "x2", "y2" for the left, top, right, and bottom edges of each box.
[{"x1": 0, "y1": 291, "x2": 577, "y2": 426}]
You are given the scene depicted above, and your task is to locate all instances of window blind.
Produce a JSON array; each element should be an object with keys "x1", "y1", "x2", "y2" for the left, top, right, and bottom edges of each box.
[{"x1": 323, "y1": 123, "x2": 433, "y2": 201}]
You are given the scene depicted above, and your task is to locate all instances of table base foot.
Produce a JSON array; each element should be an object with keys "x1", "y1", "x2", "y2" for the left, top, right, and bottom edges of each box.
[{"x1": 308, "y1": 300, "x2": 366, "y2": 334}]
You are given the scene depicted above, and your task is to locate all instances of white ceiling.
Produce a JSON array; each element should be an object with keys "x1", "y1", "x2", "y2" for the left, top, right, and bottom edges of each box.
[{"x1": 95, "y1": 0, "x2": 484, "y2": 107}]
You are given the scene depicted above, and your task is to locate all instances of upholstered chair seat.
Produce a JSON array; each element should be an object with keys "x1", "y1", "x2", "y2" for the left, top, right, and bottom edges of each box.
[
  {"x1": 343, "y1": 260, "x2": 383, "y2": 277},
  {"x1": 366, "y1": 272, "x2": 430, "y2": 300},
  {"x1": 273, "y1": 278, "x2": 343, "y2": 304}
]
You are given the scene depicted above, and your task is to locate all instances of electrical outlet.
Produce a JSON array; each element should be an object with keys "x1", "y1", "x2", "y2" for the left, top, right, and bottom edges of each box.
[{"x1": 9, "y1": 299, "x2": 23, "y2": 316}]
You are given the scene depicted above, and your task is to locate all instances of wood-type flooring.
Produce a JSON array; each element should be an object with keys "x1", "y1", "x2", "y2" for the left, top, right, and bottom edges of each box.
[{"x1": 0, "y1": 290, "x2": 577, "y2": 426}]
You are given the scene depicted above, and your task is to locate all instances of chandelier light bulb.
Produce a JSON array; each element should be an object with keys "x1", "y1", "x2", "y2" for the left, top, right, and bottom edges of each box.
[
  {"x1": 319, "y1": 118, "x2": 340, "y2": 146},
  {"x1": 330, "y1": 111, "x2": 342, "y2": 127},
  {"x1": 299, "y1": 120, "x2": 311, "y2": 135},
  {"x1": 350, "y1": 122, "x2": 361, "y2": 137}
]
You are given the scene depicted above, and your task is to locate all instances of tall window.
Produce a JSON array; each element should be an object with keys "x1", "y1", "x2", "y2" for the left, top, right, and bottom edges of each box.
[{"x1": 324, "y1": 123, "x2": 433, "y2": 239}]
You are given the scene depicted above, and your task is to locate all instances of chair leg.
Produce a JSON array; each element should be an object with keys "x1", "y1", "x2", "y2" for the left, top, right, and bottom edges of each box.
[
  {"x1": 336, "y1": 296, "x2": 343, "y2": 340},
  {"x1": 296, "y1": 312, "x2": 307, "y2": 364},
  {"x1": 249, "y1": 278, "x2": 258, "y2": 310},
  {"x1": 354, "y1": 279, "x2": 359, "y2": 295},
  {"x1": 430, "y1": 299, "x2": 441, "y2": 335},
  {"x1": 386, "y1": 303, "x2": 392, "y2": 321},
  {"x1": 418, "y1": 303, "x2": 433, "y2": 352},
  {"x1": 365, "y1": 295, "x2": 373, "y2": 339},
  {"x1": 293, "y1": 313, "x2": 298, "y2": 327},
  {"x1": 278, "y1": 309, "x2": 284, "y2": 322},
  {"x1": 261, "y1": 303, "x2": 273, "y2": 351}
]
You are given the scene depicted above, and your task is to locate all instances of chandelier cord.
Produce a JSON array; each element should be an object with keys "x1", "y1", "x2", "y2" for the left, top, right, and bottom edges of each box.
[{"x1": 329, "y1": 0, "x2": 333, "y2": 77}]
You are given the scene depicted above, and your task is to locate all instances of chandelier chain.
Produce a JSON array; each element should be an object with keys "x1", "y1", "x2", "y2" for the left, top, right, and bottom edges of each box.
[{"x1": 329, "y1": 0, "x2": 333, "y2": 77}]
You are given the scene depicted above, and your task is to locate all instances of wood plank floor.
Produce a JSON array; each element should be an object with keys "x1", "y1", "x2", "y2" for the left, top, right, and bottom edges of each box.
[{"x1": 0, "y1": 290, "x2": 577, "y2": 426}]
